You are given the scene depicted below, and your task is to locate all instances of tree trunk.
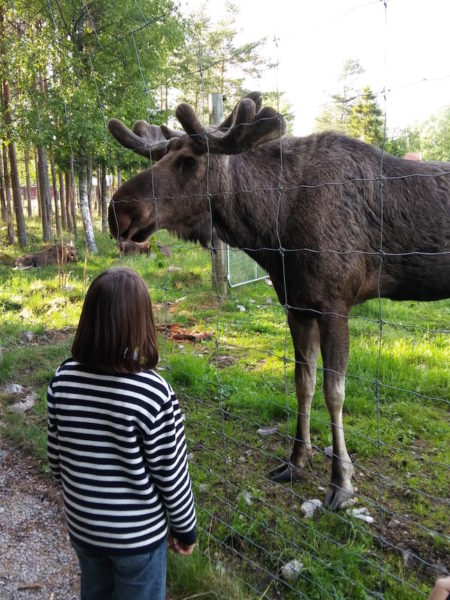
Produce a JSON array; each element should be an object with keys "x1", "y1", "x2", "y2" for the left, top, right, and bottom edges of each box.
[
  {"x1": 100, "y1": 164, "x2": 107, "y2": 233},
  {"x1": 24, "y1": 148, "x2": 32, "y2": 217},
  {"x1": 59, "y1": 170, "x2": 67, "y2": 230},
  {"x1": 34, "y1": 147, "x2": 41, "y2": 217},
  {"x1": 50, "y1": 154, "x2": 61, "y2": 238},
  {"x1": 2, "y1": 143, "x2": 14, "y2": 244},
  {"x1": 2, "y1": 79, "x2": 27, "y2": 246},
  {"x1": 37, "y1": 145, "x2": 52, "y2": 241},
  {"x1": 96, "y1": 166, "x2": 101, "y2": 216},
  {"x1": 0, "y1": 144, "x2": 7, "y2": 221},
  {"x1": 8, "y1": 137, "x2": 28, "y2": 246},
  {"x1": 64, "y1": 171, "x2": 72, "y2": 232},
  {"x1": 78, "y1": 160, "x2": 97, "y2": 254},
  {"x1": 87, "y1": 156, "x2": 93, "y2": 218},
  {"x1": 69, "y1": 156, "x2": 77, "y2": 236}
]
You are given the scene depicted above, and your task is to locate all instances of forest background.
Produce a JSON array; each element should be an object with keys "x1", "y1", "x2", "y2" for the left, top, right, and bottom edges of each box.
[{"x1": 1, "y1": 0, "x2": 449, "y2": 251}]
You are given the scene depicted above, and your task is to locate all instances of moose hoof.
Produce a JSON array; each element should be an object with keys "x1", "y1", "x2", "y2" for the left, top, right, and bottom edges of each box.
[
  {"x1": 269, "y1": 461, "x2": 304, "y2": 483},
  {"x1": 324, "y1": 484, "x2": 353, "y2": 511}
]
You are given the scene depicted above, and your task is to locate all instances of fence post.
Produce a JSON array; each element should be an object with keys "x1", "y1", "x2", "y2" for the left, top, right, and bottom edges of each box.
[{"x1": 209, "y1": 93, "x2": 228, "y2": 296}]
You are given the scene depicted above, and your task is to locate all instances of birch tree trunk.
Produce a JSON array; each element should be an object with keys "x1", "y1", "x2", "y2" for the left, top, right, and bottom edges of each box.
[
  {"x1": 59, "y1": 171, "x2": 67, "y2": 230},
  {"x1": 78, "y1": 160, "x2": 97, "y2": 254}
]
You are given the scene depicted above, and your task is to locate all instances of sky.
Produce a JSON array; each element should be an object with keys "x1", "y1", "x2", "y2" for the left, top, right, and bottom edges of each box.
[{"x1": 180, "y1": 0, "x2": 450, "y2": 135}]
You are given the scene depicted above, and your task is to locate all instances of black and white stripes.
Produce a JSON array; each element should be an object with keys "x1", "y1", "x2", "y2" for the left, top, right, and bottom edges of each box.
[{"x1": 47, "y1": 359, "x2": 196, "y2": 555}]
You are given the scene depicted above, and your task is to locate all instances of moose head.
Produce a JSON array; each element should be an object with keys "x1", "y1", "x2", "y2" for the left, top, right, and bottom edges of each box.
[{"x1": 107, "y1": 92, "x2": 286, "y2": 246}]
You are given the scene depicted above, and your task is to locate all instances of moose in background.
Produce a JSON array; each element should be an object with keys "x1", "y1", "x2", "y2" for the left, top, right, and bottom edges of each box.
[
  {"x1": 107, "y1": 92, "x2": 449, "y2": 510},
  {"x1": 16, "y1": 242, "x2": 77, "y2": 269}
]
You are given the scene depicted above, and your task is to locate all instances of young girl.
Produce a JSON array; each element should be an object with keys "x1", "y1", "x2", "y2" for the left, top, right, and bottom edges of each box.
[{"x1": 47, "y1": 267, "x2": 196, "y2": 600}]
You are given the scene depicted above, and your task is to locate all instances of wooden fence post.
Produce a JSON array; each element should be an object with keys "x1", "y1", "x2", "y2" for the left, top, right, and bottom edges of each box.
[{"x1": 209, "y1": 93, "x2": 228, "y2": 296}]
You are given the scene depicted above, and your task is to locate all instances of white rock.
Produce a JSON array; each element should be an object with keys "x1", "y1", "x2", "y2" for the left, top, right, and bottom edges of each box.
[
  {"x1": 4, "y1": 383, "x2": 26, "y2": 394},
  {"x1": 257, "y1": 425, "x2": 278, "y2": 436},
  {"x1": 347, "y1": 507, "x2": 375, "y2": 523},
  {"x1": 281, "y1": 559, "x2": 304, "y2": 580},
  {"x1": 236, "y1": 304, "x2": 246, "y2": 312},
  {"x1": 301, "y1": 499, "x2": 323, "y2": 518},
  {"x1": 324, "y1": 445, "x2": 334, "y2": 458},
  {"x1": 237, "y1": 491, "x2": 253, "y2": 506},
  {"x1": 8, "y1": 393, "x2": 37, "y2": 414}
]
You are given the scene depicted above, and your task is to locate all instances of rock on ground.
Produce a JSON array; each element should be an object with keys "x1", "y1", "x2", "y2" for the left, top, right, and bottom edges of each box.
[{"x1": 0, "y1": 435, "x2": 79, "y2": 599}]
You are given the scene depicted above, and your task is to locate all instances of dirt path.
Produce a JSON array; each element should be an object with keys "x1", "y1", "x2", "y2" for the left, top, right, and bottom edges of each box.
[{"x1": 0, "y1": 435, "x2": 79, "y2": 600}]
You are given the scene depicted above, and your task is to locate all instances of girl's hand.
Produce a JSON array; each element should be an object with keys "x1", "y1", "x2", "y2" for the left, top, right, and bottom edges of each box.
[
  {"x1": 428, "y1": 576, "x2": 450, "y2": 600},
  {"x1": 168, "y1": 533, "x2": 195, "y2": 556}
]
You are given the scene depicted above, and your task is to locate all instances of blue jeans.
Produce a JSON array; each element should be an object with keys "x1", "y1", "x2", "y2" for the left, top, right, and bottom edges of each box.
[{"x1": 71, "y1": 539, "x2": 167, "y2": 600}]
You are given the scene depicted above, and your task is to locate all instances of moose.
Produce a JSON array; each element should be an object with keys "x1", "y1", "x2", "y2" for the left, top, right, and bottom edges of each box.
[{"x1": 107, "y1": 93, "x2": 449, "y2": 510}]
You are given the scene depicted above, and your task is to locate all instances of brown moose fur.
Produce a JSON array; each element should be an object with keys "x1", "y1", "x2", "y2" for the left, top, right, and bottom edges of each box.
[
  {"x1": 118, "y1": 240, "x2": 151, "y2": 255},
  {"x1": 16, "y1": 243, "x2": 77, "y2": 268},
  {"x1": 107, "y1": 93, "x2": 450, "y2": 510}
]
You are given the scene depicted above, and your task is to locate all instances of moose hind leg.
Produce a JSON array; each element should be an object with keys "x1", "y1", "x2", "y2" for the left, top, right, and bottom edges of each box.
[
  {"x1": 270, "y1": 315, "x2": 320, "y2": 482},
  {"x1": 320, "y1": 314, "x2": 354, "y2": 510}
]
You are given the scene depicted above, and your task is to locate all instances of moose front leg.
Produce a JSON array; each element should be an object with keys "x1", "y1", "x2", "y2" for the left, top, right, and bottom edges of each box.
[
  {"x1": 319, "y1": 312, "x2": 354, "y2": 510},
  {"x1": 270, "y1": 315, "x2": 320, "y2": 482}
]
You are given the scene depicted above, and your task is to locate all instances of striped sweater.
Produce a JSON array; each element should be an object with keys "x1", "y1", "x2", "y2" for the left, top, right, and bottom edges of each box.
[{"x1": 47, "y1": 359, "x2": 196, "y2": 555}]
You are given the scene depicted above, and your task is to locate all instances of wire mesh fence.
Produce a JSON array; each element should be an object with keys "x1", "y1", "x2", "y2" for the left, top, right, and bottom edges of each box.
[
  {"x1": 1, "y1": 1, "x2": 449, "y2": 599},
  {"x1": 226, "y1": 245, "x2": 269, "y2": 288}
]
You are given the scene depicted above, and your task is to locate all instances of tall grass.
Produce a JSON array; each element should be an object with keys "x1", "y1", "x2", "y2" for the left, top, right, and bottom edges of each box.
[{"x1": 0, "y1": 219, "x2": 448, "y2": 599}]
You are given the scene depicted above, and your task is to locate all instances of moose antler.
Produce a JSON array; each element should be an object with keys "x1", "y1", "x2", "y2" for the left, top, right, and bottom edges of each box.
[
  {"x1": 217, "y1": 91, "x2": 263, "y2": 131},
  {"x1": 175, "y1": 95, "x2": 286, "y2": 155},
  {"x1": 107, "y1": 119, "x2": 183, "y2": 160},
  {"x1": 108, "y1": 93, "x2": 285, "y2": 159}
]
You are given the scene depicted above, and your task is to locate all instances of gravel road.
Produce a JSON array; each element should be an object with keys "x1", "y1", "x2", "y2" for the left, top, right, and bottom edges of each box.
[{"x1": 0, "y1": 435, "x2": 79, "y2": 599}]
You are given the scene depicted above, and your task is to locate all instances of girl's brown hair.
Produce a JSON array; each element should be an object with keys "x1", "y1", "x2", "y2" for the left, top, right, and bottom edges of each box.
[{"x1": 72, "y1": 267, "x2": 158, "y2": 373}]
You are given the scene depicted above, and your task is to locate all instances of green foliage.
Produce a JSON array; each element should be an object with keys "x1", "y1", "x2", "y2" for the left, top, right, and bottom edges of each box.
[
  {"x1": 420, "y1": 105, "x2": 450, "y2": 161},
  {"x1": 314, "y1": 59, "x2": 449, "y2": 160},
  {"x1": 314, "y1": 60, "x2": 385, "y2": 147},
  {"x1": 314, "y1": 59, "x2": 367, "y2": 135},
  {"x1": 173, "y1": 1, "x2": 274, "y2": 118},
  {"x1": 2, "y1": 0, "x2": 186, "y2": 171},
  {"x1": 347, "y1": 86, "x2": 384, "y2": 145},
  {"x1": 384, "y1": 125, "x2": 421, "y2": 157}
]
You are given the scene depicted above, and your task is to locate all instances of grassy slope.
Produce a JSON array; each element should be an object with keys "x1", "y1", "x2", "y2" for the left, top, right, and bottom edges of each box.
[{"x1": 0, "y1": 222, "x2": 448, "y2": 599}]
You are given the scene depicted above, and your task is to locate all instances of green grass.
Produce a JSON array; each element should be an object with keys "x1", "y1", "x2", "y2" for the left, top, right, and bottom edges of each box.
[{"x1": 1, "y1": 217, "x2": 449, "y2": 599}]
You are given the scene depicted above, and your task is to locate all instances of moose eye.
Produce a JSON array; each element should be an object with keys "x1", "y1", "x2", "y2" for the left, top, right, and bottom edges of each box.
[{"x1": 177, "y1": 155, "x2": 197, "y2": 172}]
